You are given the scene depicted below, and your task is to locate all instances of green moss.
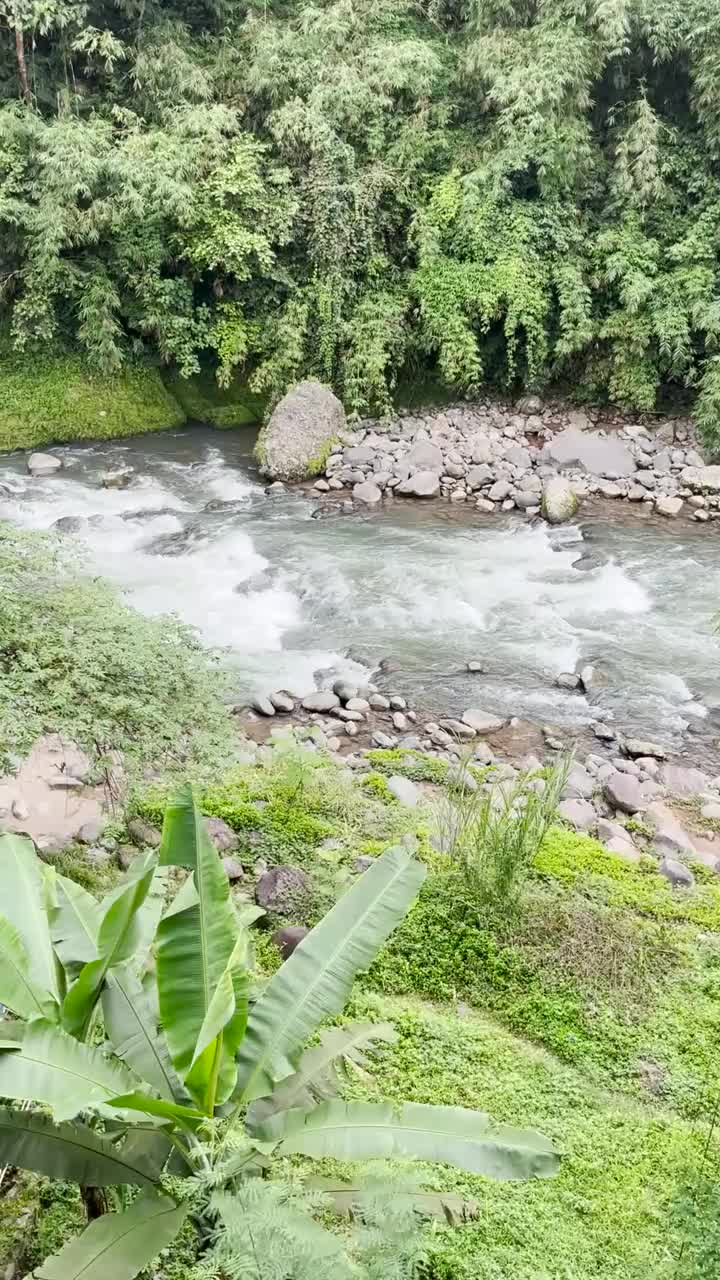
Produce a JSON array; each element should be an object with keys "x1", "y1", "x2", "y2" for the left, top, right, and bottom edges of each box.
[
  {"x1": 345, "y1": 995, "x2": 718, "y2": 1280},
  {"x1": 365, "y1": 748, "x2": 450, "y2": 784},
  {"x1": 0, "y1": 343, "x2": 185, "y2": 452},
  {"x1": 163, "y1": 365, "x2": 266, "y2": 428}
]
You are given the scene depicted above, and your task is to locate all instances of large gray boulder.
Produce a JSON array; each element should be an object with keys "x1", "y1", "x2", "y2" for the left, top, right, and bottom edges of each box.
[
  {"x1": 256, "y1": 381, "x2": 345, "y2": 481},
  {"x1": 395, "y1": 470, "x2": 441, "y2": 497},
  {"x1": 541, "y1": 477, "x2": 579, "y2": 524},
  {"x1": 680, "y1": 464, "x2": 720, "y2": 492},
  {"x1": 543, "y1": 428, "x2": 636, "y2": 476}
]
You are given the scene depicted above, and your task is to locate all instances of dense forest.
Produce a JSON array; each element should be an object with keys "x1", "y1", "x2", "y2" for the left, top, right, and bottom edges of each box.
[{"x1": 1, "y1": 0, "x2": 720, "y2": 443}]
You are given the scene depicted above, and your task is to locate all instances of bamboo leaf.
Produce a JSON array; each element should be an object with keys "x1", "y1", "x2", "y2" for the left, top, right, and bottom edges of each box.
[
  {"x1": 0, "y1": 914, "x2": 57, "y2": 1020},
  {"x1": 102, "y1": 965, "x2": 181, "y2": 1102},
  {"x1": 0, "y1": 832, "x2": 59, "y2": 1004},
  {"x1": 0, "y1": 1106, "x2": 162, "y2": 1186},
  {"x1": 258, "y1": 1099, "x2": 560, "y2": 1180},
  {"x1": 156, "y1": 785, "x2": 242, "y2": 1105},
  {"x1": 235, "y1": 846, "x2": 426, "y2": 1102},
  {"x1": 0, "y1": 1019, "x2": 141, "y2": 1122},
  {"x1": 31, "y1": 1193, "x2": 188, "y2": 1280}
]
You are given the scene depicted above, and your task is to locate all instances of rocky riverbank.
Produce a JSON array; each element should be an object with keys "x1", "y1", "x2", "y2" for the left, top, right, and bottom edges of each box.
[{"x1": 302, "y1": 395, "x2": 720, "y2": 522}]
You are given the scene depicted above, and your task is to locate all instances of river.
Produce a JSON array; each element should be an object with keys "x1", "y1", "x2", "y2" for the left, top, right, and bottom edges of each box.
[{"x1": 1, "y1": 426, "x2": 719, "y2": 750}]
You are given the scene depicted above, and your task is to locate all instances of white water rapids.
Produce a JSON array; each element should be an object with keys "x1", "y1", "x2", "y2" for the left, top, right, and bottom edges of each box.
[{"x1": 1, "y1": 426, "x2": 719, "y2": 749}]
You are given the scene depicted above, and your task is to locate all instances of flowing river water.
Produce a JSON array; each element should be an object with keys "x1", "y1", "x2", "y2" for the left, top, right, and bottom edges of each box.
[{"x1": 1, "y1": 426, "x2": 719, "y2": 752}]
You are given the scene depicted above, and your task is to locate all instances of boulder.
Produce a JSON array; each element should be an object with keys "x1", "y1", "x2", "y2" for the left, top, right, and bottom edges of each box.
[
  {"x1": 556, "y1": 672, "x2": 581, "y2": 691},
  {"x1": 127, "y1": 817, "x2": 161, "y2": 848},
  {"x1": 302, "y1": 690, "x2": 340, "y2": 712},
  {"x1": 605, "y1": 837, "x2": 641, "y2": 862},
  {"x1": 255, "y1": 381, "x2": 345, "y2": 481},
  {"x1": 466, "y1": 464, "x2": 494, "y2": 490},
  {"x1": 205, "y1": 816, "x2": 239, "y2": 852},
  {"x1": 405, "y1": 440, "x2": 443, "y2": 472},
  {"x1": 102, "y1": 469, "x2": 134, "y2": 490},
  {"x1": 604, "y1": 771, "x2": 648, "y2": 814},
  {"x1": 333, "y1": 680, "x2": 358, "y2": 703},
  {"x1": 656, "y1": 496, "x2": 684, "y2": 518},
  {"x1": 223, "y1": 856, "x2": 245, "y2": 882},
  {"x1": 272, "y1": 925, "x2": 309, "y2": 958},
  {"x1": 563, "y1": 764, "x2": 595, "y2": 800},
  {"x1": 255, "y1": 865, "x2": 311, "y2": 915},
  {"x1": 680, "y1": 464, "x2": 720, "y2": 492},
  {"x1": 646, "y1": 802, "x2": 696, "y2": 858},
  {"x1": 77, "y1": 820, "x2": 104, "y2": 845},
  {"x1": 597, "y1": 818, "x2": 632, "y2": 844},
  {"x1": 28, "y1": 452, "x2": 62, "y2": 476},
  {"x1": 395, "y1": 470, "x2": 441, "y2": 498},
  {"x1": 701, "y1": 802, "x2": 720, "y2": 821},
  {"x1": 269, "y1": 690, "x2": 295, "y2": 713},
  {"x1": 658, "y1": 857, "x2": 695, "y2": 889},
  {"x1": 461, "y1": 709, "x2": 505, "y2": 734},
  {"x1": 252, "y1": 695, "x2": 276, "y2": 716},
  {"x1": 558, "y1": 798, "x2": 596, "y2": 831},
  {"x1": 386, "y1": 776, "x2": 421, "y2": 808},
  {"x1": 623, "y1": 738, "x2": 667, "y2": 761},
  {"x1": 353, "y1": 480, "x2": 382, "y2": 505},
  {"x1": 543, "y1": 427, "x2": 636, "y2": 476},
  {"x1": 541, "y1": 477, "x2": 579, "y2": 524},
  {"x1": 661, "y1": 764, "x2": 709, "y2": 796}
]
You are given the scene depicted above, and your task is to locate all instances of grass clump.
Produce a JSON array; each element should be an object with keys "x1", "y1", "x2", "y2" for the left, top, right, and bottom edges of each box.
[
  {"x1": 365, "y1": 748, "x2": 451, "y2": 784},
  {"x1": 0, "y1": 341, "x2": 184, "y2": 452},
  {"x1": 0, "y1": 523, "x2": 235, "y2": 779}
]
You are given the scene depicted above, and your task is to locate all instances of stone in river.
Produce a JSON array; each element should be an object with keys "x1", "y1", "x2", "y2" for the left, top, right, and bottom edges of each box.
[
  {"x1": 466, "y1": 659, "x2": 486, "y2": 673},
  {"x1": 353, "y1": 480, "x2": 382, "y2": 505},
  {"x1": 302, "y1": 690, "x2": 340, "y2": 712},
  {"x1": 333, "y1": 680, "x2": 358, "y2": 703},
  {"x1": 28, "y1": 452, "x2": 62, "y2": 476},
  {"x1": 461, "y1": 709, "x2": 505, "y2": 733},
  {"x1": 103, "y1": 468, "x2": 134, "y2": 490},
  {"x1": 269, "y1": 691, "x2": 295, "y2": 713},
  {"x1": 256, "y1": 380, "x2": 345, "y2": 481},
  {"x1": 252, "y1": 694, "x2": 276, "y2": 716},
  {"x1": 623, "y1": 738, "x2": 667, "y2": 760},
  {"x1": 556, "y1": 672, "x2": 581, "y2": 690},
  {"x1": 656, "y1": 496, "x2": 684, "y2": 518},
  {"x1": 541, "y1": 476, "x2": 579, "y2": 524},
  {"x1": 395, "y1": 469, "x2": 441, "y2": 498}
]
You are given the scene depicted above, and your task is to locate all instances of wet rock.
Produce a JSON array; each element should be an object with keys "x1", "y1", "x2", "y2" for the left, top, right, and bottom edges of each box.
[
  {"x1": 28, "y1": 452, "x2": 62, "y2": 476},
  {"x1": 369, "y1": 694, "x2": 390, "y2": 710},
  {"x1": 273, "y1": 925, "x2": 310, "y2": 958},
  {"x1": 252, "y1": 695, "x2": 276, "y2": 716},
  {"x1": 556, "y1": 672, "x2": 581, "y2": 690},
  {"x1": 593, "y1": 723, "x2": 616, "y2": 742},
  {"x1": 439, "y1": 718, "x2": 476, "y2": 739},
  {"x1": 623, "y1": 738, "x2": 667, "y2": 760},
  {"x1": 462, "y1": 709, "x2": 505, "y2": 733},
  {"x1": 379, "y1": 656, "x2": 402, "y2": 673},
  {"x1": 604, "y1": 771, "x2": 648, "y2": 814},
  {"x1": 255, "y1": 865, "x2": 311, "y2": 915},
  {"x1": 102, "y1": 468, "x2": 134, "y2": 490},
  {"x1": 53, "y1": 516, "x2": 85, "y2": 533},
  {"x1": 466, "y1": 659, "x2": 486, "y2": 673},
  {"x1": 558, "y1": 798, "x2": 596, "y2": 831},
  {"x1": 302, "y1": 691, "x2": 340, "y2": 712},
  {"x1": 541, "y1": 476, "x2": 579, "y2": 524},
  {"x1": 205, "y1": 817, "x2": 239, "y2": 852},
  {"x1": 658, "y1": 857, "x2": 695, "y2": 889},
  {"x1": 269, "y1": 691, "x2": 295, "y2": 713},
  {"x1": 333, "y1": 680, "x2": 358, "y2": 703},
  {"x1": 127, "y1": 817, "x2": 161, "y2": 848},
  {"x1": 353, "y1": 480, "x2": 382, "y2": 505},
  {"x1": 395, "y1": 469, "x2": 441, "y2": 498},
  {"x1": 256, "y1": 380, "x2": 345, "y2": 481},
  {"x1": 387, "y1": 776, "x2": 421, "y2": 807},
  {"x1": 223, "y1": 856, "x2": 245, "y2": 882},
  {"x1": 389, "y1": 696, "x2": 407, "y2": 710},
  {"x1": 655, "y1": 496, "x2": 684, "y2": 518}
]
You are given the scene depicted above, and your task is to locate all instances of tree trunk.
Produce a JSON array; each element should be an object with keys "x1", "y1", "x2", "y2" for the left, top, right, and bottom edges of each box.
[
  {"x1": 14, "y1": 26, "x2": 30, "y2": 104},
  {"x1": 80, "y1": 1186, "x2": 108, "y2": 1220}
]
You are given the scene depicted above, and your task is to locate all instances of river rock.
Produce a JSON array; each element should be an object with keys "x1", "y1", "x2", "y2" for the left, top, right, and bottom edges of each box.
[
  {"x1": 28, "y1": 452, "x2": 61, "y2": 476},
  {"x1": 556, "y1": 672, "x2": 581, "y2": 690},
  {"x1": 369, "y1": 693, "x2": 390, "y2": 710},
  {"x1": 353, "y1": 480, "x2": 382, "y2": 505},
  {"x1": 302, "y1": 691, "x2": 340, "y2": 712},
  {"x1": 563, "y1": 764, "x2": 595, "y2": 800},
  {"x1": 558, "y1": 798, "x2": 596, "y2": 831},
  {"x1": 604, "y1": 771, "x2": 648, "y2": 814},
  {"x1": 605, "y1": 836, "x2": 642, "y2": 862},
  {"x1": 680, "y1": 464, "x2": 720, "y2": 492},
  {"x1": 646, "y1": 802, "x2": 696, "y2": 858},
  {"x1": 623, "y1": 738, "x2": 667, "y2": 760},
  {"x1": 395, "y1": 470, "x2": 441, "y2": 498},
  {"x1": 544, "y1": 428, "x2": 636, "y2": 476},
  {"x1": 269, "y1": 691, "x2": 295, "y2": 713},
  {"x1": 462, "y1": 709, "x2": 504, "y2": 733},
  {"x1": 541, "y1": 477, "x2": 579, "y2": 524},
  {"x1": 439, "y1": 718, "x2": 476, "y2": 739},
  {"x1": 467, "y1": 464, "x2": 494, "y2": 489},
  {"x1": 372, "y1": 731, "x2": 396, "y2": 748},
  {"x1": 252, "y1": 695, "x2": 276, "y2": 716},
  {"x1": 77, "y1": 820, "x2": 104, "y2": 845},
  {"x1": 346, "y1": 697, "x2": 370, "y2": 713},
  {"x1": 655, "y1": 496, "x2": 684, "y2": 518},
  {"x1": 333, "y1": 680, "x2": 358, "y2": 703},
  {"x1": 53, "y1": 516, "x2": 85, "y2": 533},
  {"x1": 256, "y1": 380, "x2": 345, "y2": 481},
  {"x1": 387, "y1": 775, "x2": 421, "y2": 807},
  {"x1": 255, "y1": 866, "x2": 311, "y2": 915},
  {"x1": 102, "y1": 468, "x2": 134, "y2": 490},
  {"x1": 701, "y1": 802, "x2": 720, "y2": 820},
  {"x1": 658, "y1": 857, "x2": 695, "y2": 889},
  {"x1": 661, "y1": 764, "x2": 709, "y2": 796},
  {"x1": 405, "y1": 440, "x2": 443, "y2": 472}
]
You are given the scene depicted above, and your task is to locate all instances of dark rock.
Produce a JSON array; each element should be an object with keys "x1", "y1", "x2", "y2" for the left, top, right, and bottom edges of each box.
[
  {"x1": 273, "y1": 925, "x2": 310, "y2": 958},
  {"x1": 255, "y1": 865, "x2": 311, "y2": 915},
  {"x1": 658, "y1": 857, "x2": 695, "y2": 889},
  {"x1": 117, "y1": 845, "x2": 137, "y2": 871},
  {"x1": 205, "y1": 817, "x2": 239, "y2": 852},
  {"x1": 223, "y1": 856, "x2": 245, "y2": 882},
  {"x1": 353, "y1": 856, "x2": 376, "y2": 873},
  {"x1": 269, "y1": 690, "x2": 295, "y2": 713},
  {"x1": 127, "y1": 817, "x2": 161, "y2": 848}
]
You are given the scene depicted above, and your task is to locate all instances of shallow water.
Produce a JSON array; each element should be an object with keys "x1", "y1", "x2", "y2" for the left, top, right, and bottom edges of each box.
[{"x1": 1, "y1": 426, "x2": 719, "y2": 749}]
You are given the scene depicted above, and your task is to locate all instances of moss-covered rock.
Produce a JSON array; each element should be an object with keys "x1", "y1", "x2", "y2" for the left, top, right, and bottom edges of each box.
[
  {"x1": 0, "y1": 344, "x2": 185, "y2": 452},
  {"x1": 254, "y1": 380, "x2": 344, "y2": 479}
]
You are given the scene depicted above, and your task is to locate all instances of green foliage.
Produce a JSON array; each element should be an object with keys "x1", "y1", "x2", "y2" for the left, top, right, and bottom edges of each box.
[
  {"x1": 163, "y1": 366, "x2": 266, "y2": 429},
  {"x1": 365, "y1": 748, "x2": 451, "y2": 784},
  {"x1": 0, "y1": 522, "x2": 235, "y2": 777},
  {"x1": 0, "y1": 787, "x2": 557, "y2": 1280}
]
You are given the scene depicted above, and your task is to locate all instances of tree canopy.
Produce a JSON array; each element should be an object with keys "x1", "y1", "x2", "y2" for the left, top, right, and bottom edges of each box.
[{"x1": 1, "y1": 0, "x2": 720, "y2": 441}]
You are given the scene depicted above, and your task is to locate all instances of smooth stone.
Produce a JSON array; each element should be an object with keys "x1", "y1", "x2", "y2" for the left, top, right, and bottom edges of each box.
[
  {"x1": 556, "y1": 672, "x2": 581, "y2": 690},
  {"x1": 392, "y1": 712, "x2": 408, "y2": 731},
  {"x1": 563, "y1": 764, "x2": 595, "y2": 800},
  {"x1": 345, "y1": 722, "x2": 359, "y2": 737},
  {"x1": 127, "y1": 817, "x2": 161, "y2": 848},
  {"x1": 252, "y1": 695, "x2": 276, "y2": 716},
  {"x1": 405, "y1": 440, "x2": 444, "y2": 472},
  {"x1": 623, "y1": 738, "x2": 667, "y2": 760},
  {"x1": 302, "y1": 691, "x2": 340, "y2": 712},
  {"x1": 389, "y1": 695, "x2": 407, "y2": 710},
  {"x1": 269, "y1": 690, "x2": 295, "y2": 713},
  {"x1": 558, "y1": 798, "x2": 597, "y2": 831},
  {"x1": 597, "y1": 818, "x2": 632, "y2": 844},
  {"x1": 605, "y1": 837, "x2": 642, "y2": 862},
  {"x1": 333, "y1": 680, "x2": 358, "y2": 703},
  {"x1": 346, "y1": 697, "x2": 371, "y2": 713},
  {"x1": 337, "y1": 707, "x2": 364, "y2": 722},
  {"x1": 466, "y1": 659, "x2": 486, "y2": 673},
  {"x1": 223, "y1": 856, "x2": 245, "y2": 882},
  {"x1": 438, "y1": 719, "x2": 476, "y2": 739},
  {"x1": 661, "y1": 764, "x2": 709, "y2": 796},
  {"x1": 462, "y1": 709, "x2": 505, "y2": 734},
  {"x1": 369, "y1": 694, "x2": 390, "y2": 710},
  {"x1": 353, "y1": 480, "x2": 382, "y2": 505},
  {"x1": 541, "y1": 476, "x2": 579, "y2": 524},
  {"x1": 371, "y1": 731, "x2": 396, "y2": 748},
  {"x1": 77, "y1": 820, "x2": 104, "y2": 845},
  {"x1": 395, "y1": 469, "x2": 441, "y2": 498},
  {"x1": 387, "y1": 775, "x2": 421, "y2": 807},
  {"x1": 28, "y1": 452, "x2": 62, "y2": 476},
  {"x1": 656, "y1": 496, "x2": 684, "y2": 518},
  {"x1": 544, "y1": 427, "x2": 636, "y2": 476},
  {"x1": 604, "y1": 771, "x2": 648, "y2": 814}
]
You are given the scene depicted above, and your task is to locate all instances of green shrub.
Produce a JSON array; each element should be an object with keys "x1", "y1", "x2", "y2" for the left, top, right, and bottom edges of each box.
[
  {"x1": 163, "y1": 365, "x2": 266, "y2": 428},
  {"x1": 0, "y1": 523, "x2": 235, "y2": 777}
]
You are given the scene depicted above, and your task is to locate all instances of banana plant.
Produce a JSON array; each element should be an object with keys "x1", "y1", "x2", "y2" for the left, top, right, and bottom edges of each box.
[{"x1": 0, "y1": 785, "x2": 559, "y2": 1280}]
